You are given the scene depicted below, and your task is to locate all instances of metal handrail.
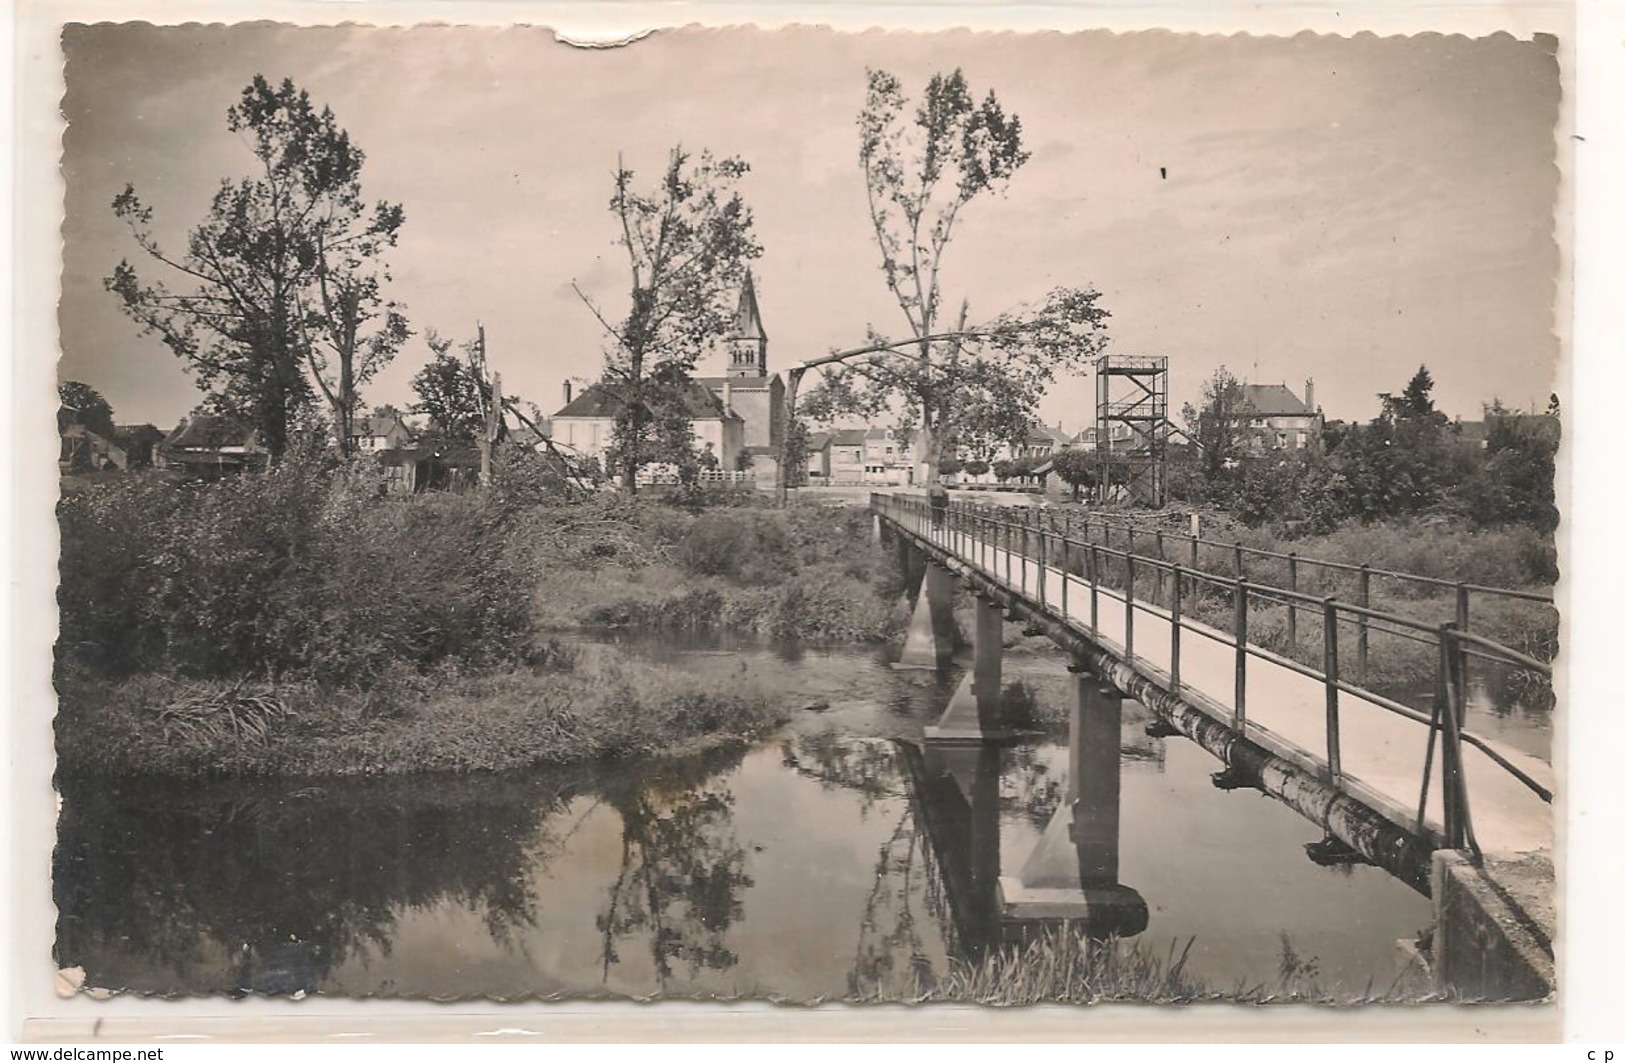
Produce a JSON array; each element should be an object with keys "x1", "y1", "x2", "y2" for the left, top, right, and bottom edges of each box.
[
  {"x1": 872, "y1": 493, "x2": 1555, "y2": 847},
  {"x1": 1025, "y1": 505, "x2": 1553, "y2": 603}
]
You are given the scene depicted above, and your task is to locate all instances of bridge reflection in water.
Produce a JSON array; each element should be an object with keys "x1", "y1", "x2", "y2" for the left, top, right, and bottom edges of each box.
[{"x1": 900, "y1": 670, "x2": 1150, "y2": 959}]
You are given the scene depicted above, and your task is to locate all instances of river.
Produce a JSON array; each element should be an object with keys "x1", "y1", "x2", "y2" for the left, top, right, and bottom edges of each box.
[{"x1": 53, "y1": 633, "x2": 1550, "y2": 1001}]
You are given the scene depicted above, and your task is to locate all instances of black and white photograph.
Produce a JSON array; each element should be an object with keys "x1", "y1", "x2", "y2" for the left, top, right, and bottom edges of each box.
[{"x1": 17, "y1": 6, "x2": 1588, "y2": 1033}]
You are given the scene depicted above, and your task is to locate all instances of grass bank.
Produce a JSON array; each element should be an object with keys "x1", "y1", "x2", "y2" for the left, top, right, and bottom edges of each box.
[
  {"x1": 857, "y1": 927, "x2": 1434, "y2": 1005},
  {"x1": 55, "y1": 643, "x2": 785, "y2": 778},
  {"x1": 513, "y1": 499, "x2": 907, "y2": 643},
  {"x1": 55, "y1": 465, "x2": 895, "y2": 777}
]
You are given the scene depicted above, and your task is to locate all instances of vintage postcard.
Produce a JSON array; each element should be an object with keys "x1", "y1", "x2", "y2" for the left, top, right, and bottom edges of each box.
[{"x1": 11, "y1": 0, "x2": 1586, "y2": 1043}]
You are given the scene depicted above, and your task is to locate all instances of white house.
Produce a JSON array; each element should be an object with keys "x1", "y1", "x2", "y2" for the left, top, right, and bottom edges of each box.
[{"x1": 551, "y1": 379, "x2": 745, "y2": 475}]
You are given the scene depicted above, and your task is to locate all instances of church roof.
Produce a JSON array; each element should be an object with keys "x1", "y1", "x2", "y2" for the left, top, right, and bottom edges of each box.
[
  {"x1": 552, "y1": 381, "x2": 741, "y2": 422},
  {"x1": 732, "y1": 270, "x2": 767, "y2": 342}
]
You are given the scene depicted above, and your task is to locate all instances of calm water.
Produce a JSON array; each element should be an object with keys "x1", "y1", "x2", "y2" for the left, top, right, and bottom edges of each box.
[{"x1": 54, "y1": 636, "x2": 1550, "y2": 1000}]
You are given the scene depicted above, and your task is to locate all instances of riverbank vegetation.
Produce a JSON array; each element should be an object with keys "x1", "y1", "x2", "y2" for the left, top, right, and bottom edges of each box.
[
  {"x1": 55, "y1": 457, "x2": 894, "y2": 776},
  {"x1": 864, "y1": 928, "x2": 1433, "y2": 1005}
]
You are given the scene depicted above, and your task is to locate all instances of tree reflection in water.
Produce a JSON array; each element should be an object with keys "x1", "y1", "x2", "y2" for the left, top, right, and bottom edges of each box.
[
  {"x1": 778, "y1": 733, "x2": 961, "y2": 998},
  {"x1": 593, "y1": 747, "x2": 754, "y2": 991},
  {"x1": 53, "y1": 771, "x2": 580, "y2": 996}
]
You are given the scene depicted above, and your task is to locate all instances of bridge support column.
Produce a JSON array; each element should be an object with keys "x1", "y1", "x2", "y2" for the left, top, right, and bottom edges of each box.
[
  {"x1": 998, "y1": 666, "x2": 1148, "y2": 938},
  {"x1": 895, "y1": 560, "x2": 957, "y2": 671},
  {"x1": 926, "y1": 595, "x2": 1010, "y2": 742}
]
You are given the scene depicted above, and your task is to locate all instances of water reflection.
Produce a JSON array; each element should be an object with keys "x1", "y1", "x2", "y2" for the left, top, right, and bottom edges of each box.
[
  {"x1": 54, "y1": 772, "x2": 573, "y2": 996},
  {"x1": 594, "y1": 749, "x2": 753, "y2": 988},
  {"x1": 55, "y1": 639, "x2": 1441, "y2": 999}
]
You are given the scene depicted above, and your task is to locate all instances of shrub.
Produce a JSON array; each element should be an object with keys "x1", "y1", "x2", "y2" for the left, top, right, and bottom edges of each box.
[
  {"x1": 57, "y1": 461, "x2": 534, "y2": 687},
  {"x1": 675, "y1": 511, "x2": 793, "y2": 585}
]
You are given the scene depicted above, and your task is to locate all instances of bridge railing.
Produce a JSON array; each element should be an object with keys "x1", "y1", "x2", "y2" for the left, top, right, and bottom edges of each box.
[{"x1": 872, "y1": 492, "x2": 1554, "y2": 856}]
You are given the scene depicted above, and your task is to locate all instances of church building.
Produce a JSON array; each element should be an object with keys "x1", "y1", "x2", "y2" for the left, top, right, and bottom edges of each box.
[
  {"x1": 549, "y1": 271, "x2": 785, "y2": 486},
  {"x1": 692, "y1": 271, "x2": 785, "y2": 483}
]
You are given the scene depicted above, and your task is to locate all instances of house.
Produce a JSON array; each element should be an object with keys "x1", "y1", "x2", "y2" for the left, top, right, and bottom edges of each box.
[
  {"x1": 59, "y1": 423, "x2": 128, "y2": 472},
  {"x1": 375, "y1": 441, "x2": 482, "y2": 495},
  {"x1": 156, "y1": 415, "x2": 268, "y2": 478},
  {"x1": 803, "y1": 431, "x2": 833, "y2": 483},
  {"x1": 1237, "y1": 380, "x2": 1323, "y2": 453},
  {"x1": 861, "y1": 427, "x2": 922, "y2": 486},
  {"x1": 1070, "y1": 422, "x2": 1139, "y2": 453},
  {"x1": 113, "y1": 424, "x2": 165, "y2": 469},
  {"x1": 550, "y1": 274, "x2": 781, "y2": 486},
  {"x1": 1012, "y1": 423, "x2": 1072, "y2": 460},
  {"x1": 551, "y1": 379, "x2": 745, "y2": 476},
  {"x1": 825, "y1": 429, "x2": 869, "y2": 485},
  {"x1": 350, "y1": 411, "x2": 415, "y2": 453}
]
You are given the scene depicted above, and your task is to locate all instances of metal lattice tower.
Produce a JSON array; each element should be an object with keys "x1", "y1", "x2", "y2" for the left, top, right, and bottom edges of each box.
[{"x1": 1094, "y1": 354, "x2": 1170, "y2": 508}]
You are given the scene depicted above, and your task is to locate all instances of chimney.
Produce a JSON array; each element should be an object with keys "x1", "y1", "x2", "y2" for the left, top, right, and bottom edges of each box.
[
  {"x1": 1304, "y1": 378, "x2": 1315, "y2": 413},
  {"x1": 722, "y1": 381, "x2": 733, "y2": 414},
  {"x1": 562, "y1": 379, "x2": 573, "y2": 406}
]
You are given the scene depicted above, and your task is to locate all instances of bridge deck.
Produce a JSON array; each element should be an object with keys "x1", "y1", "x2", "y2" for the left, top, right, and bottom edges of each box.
[{"x1": 889, "y1": 503, "x2": 1554, "y2": 861}]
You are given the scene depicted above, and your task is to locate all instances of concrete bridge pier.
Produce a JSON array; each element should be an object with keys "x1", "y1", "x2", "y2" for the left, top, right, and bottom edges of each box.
[
  {"x1": 998, "y1": 665, "x2": 1149, "y2": 939},
  {"x1": 894, "y1": 558, "x2": 957, "y2": 671},
  {"x1": 925, "y1": 594, "x2": 1012, "y2": 742}
]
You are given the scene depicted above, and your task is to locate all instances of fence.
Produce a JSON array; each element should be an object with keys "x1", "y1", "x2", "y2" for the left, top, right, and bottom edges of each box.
[{"x1": 872, "y1": 492, "x2": 1555, "y2": 857}]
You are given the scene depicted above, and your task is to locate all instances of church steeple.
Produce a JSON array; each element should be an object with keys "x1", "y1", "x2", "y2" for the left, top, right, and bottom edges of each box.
[{"x1": 725, "y1": 270, "x2": 768, "y2": 378}]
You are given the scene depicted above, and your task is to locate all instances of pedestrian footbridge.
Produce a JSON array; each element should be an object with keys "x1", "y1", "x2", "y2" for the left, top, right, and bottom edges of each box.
[{"x1": 871, "y1": 491, "x2": 1557, "y2": 1000}]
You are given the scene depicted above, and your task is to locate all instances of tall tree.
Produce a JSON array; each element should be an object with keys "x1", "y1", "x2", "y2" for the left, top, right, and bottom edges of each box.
[
  {"x1": 1182, "y1": 366, "x2": 1251, "y2": 481},
  {"x1": 410, "y1": 330, "x2": 495, "y2": 443},
  {"x1": 574, "y1": 147, "x2": 761, "y2": 492},
  {"x1": 106, "y1": 75, "x2": 406, "y2": 459},
  {"x1": 57, "y1": 381, "x2": 116, "y2": 438},
  {"x1": 801, "y1": 69, "x2": 1109, "y2": 485}
]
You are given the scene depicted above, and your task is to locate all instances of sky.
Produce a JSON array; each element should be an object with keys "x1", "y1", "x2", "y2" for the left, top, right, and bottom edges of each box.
[{"x1": 57, "y1": 23, "x2": 1562, "y2": 433}]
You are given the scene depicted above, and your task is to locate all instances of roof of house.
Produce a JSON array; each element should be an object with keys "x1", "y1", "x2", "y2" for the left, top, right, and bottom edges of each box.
[
  {"x1": 164, "y1": 415, "x2": 258, "y2": 450},
  {"x1": 356, "y1": 413, "x2": 411, "y2": 437},
  {"x1": 804, "y1": 431, "x2": 833, "y2": 452},
  {"x1": 731, "y1": 270, "x2": 766, "y2": 342},
  {"x1": 829, "y1": 429, "x2": 868, "y2": 447},
  {"x1": 553, "y1": 382, "x2": 741, "y2": 422},
  {"x1": 1240, "y1": 384, "x2": 1312, "y2": 417},
  {"x1": 1027, "y1": 423, "x2": 1071, "y2": 445},
  {"x1": 114, "y1": 423, "x2": 164, "y2": 443}
]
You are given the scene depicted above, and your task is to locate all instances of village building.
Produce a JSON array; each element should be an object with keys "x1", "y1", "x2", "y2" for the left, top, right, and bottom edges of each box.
[
  {"x1": 113, "y1": 424, "x2": 165, "y2": 469},
  {"x1": 550, "y1": 378, "x2": 745, "y2": 477},
  {"x1": 156, "y1": 414, "x2": 268, "y2": 478},
  {"x1": 691, "y1": 272, "x2": 785, "y2": 482},
  {"x1": 59, "y1": 423, "x2": 128, "y2": 473},
  {"x1": 350, "y1": 411, "x2": 415, "y2": 452},
  {"x1": 1237, "y1": 379, "x2": 1323, "y2": 453},
  {"x1": 550, "y1": 273, "x2": 782, "y2": 485}
]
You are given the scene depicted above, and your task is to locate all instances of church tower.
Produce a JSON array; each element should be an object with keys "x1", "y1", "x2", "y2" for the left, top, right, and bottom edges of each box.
[{"x1": 725, "y1": 270, "x2": 768, "y2": 378}]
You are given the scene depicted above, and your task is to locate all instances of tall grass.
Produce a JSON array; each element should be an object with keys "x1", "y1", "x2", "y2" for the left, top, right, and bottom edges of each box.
[
  {"x1": 862, "y1": 927, "x2": 1434, "y2": 1005},
  {"x1": 56, "y1": 645, "x2": 787, "y2": 778}
]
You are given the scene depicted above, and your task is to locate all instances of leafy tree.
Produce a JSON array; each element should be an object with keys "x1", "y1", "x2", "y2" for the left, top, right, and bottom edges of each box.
[
  {"x1": 1335, "y1": 366, "x2": 1473, "y2": 520},
  {"x1": 107, "y1": 75, "x2": 407, "y2": 459},
  {"x1": 574, "y1": 147, "x2": 762, "y2": 492},
  {"x1": 801, "y1": 69, "x2": 1110, "y2": 486},
  {"x1": 1049, "y1": 446, "x2": 1101, "y2": 500},
  {"x1": 936, "y1": 454, "x2": 963, "y2": 477},
  {"x1": 1459, "y1": 401, "x2": 1559, "y2": 531},
  {"x1": 410, "y1": 330, "x2": 494, "y2": 442},
  {"x1": 962, "y1": 458, "x2": 990, "y2": 478},
  {"x1": 58, "y1": 381, "x2": 116, "y2": 438},
  {"x1": 1182, "y1": 366, "x2": 1251, "y2": 482}
]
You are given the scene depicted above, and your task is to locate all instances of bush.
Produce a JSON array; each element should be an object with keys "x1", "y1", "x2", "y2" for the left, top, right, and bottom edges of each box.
[
  {"x1": 57, "y1": 461, "x2": 535, "y2": 687},
  {"x1": 676, "y1": 511, "x2": 793, "y2": 585}
]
